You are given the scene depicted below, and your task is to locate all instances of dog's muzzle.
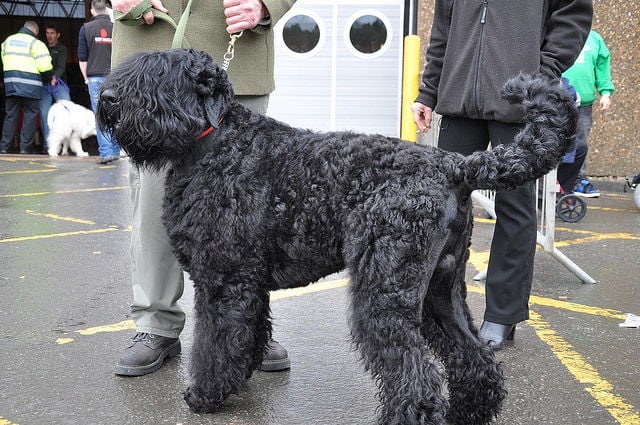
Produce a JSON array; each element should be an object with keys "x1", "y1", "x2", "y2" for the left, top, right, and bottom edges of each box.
[{"x1": 98, "y1": 89, "x2": 121, "y2": 127}]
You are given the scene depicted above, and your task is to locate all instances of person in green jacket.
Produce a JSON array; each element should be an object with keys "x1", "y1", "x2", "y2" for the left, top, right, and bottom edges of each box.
[
  {"x1": 563, "y1": 30, "x2": 615, "y2": 198},
  {"x1": 110, "y1": 0, "x2": 297, "y2": 377}
]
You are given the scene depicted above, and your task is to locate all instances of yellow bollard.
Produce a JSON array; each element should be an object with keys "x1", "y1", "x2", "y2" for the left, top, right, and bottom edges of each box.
[{"x1": 400, "y1": 35, "x2": 421, "y2": 142}]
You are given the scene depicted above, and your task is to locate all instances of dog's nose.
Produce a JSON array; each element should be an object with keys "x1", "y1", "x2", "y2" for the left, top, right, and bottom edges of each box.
[{"x1": 100, "y1": 89, "x2": 119, "y2": 107}]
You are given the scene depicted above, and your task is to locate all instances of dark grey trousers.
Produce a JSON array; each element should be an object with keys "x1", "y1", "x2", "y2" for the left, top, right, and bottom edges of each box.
[{"x1": 0, "y1": 96, "x2": 40, "y2": 152}]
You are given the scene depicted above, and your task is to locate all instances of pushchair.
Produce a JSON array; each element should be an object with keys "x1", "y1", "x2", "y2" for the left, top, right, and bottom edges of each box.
[{"x1": 554, "y1": 183, "x2": 587, "y2": 222}]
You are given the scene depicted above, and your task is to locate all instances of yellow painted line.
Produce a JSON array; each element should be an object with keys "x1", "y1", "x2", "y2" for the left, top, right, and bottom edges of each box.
[
  {"x1": 468, "y1": 248, "x2": 490, "y2": 274},
  {"x1": 55, "y1": 320, "x2": 136, "y2": 344},
  {"x1": 588, "y1": 206, "x2": 639, "y2": 213},
  {"x1": 0, "y1": 169, "x2": 56, "y2": 175},
  {"x1": 77, "y1": 320, "x2": 135, "y2": 335},
  {"x1": 528, "y1": 310, "x2": 640, "y2": 425},
  {"x1": 0, "y1": 186, "x2": 128, "y2": 198},
  {"x1": 0, "y1": 227, "x2": 120, "y2": 243},
  {"x1": 465, "y1": 285, "x2": 626, "y2": 320},
  {"x1": 25, "y1": 209, "x2": 96, "y2": 225},
  {"x1": 270, "y1": 278, "x2": 350, "y2": 301},
  {"x1": 0, "y1": 416, "x2": 20, "y2": 425}
]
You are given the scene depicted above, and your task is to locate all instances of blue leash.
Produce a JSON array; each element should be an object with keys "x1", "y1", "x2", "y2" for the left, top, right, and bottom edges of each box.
[{"x1": 47, "y1": 78, "x2": 69, "y2": 101}]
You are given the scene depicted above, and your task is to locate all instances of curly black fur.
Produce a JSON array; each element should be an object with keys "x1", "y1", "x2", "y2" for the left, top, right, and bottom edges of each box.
[{"x1": 98, "y1": 48, "x2": 577, "y2": 425}]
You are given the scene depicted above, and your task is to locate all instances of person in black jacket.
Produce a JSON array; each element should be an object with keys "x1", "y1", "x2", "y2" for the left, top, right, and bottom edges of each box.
[
  {"x1": 412, "y1": 0, "x2": 593, "y2": 349},
  {"x1": 78, "y1": 0, "x2": 120, "y2": 164}
]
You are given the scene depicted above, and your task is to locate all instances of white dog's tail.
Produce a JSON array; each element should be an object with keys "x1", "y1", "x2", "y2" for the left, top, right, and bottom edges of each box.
[{"x1": 461, "y1": 73, "x2": 577, "y2": 192}]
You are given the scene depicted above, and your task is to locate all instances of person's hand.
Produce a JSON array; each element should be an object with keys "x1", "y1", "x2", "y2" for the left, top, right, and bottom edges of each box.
[
  {"x1": 411, "y1": 102, "x2": 433, "y2": 132},
  {"x1": 599, "y1": 93, "x2": 611, "y2": 111},
  {"x1": 51, "y1": 76, "x2": 58, "y2": 86},
  {"x1": 223, "y1": 0, "x2": 267, "y2": 34},
  {"x1": 111, "y1": 0, "x2": 168, "y2": 25}
]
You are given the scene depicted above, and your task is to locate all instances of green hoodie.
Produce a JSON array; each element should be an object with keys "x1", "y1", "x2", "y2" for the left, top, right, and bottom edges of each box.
[{"x1": 563, "y1": 30, "x2": 615, "y2": 106}]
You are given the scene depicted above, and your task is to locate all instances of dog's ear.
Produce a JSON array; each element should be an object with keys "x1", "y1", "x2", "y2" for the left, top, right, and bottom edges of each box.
[{"x1": 189, "y1": 50, "x2": 234, "y2": 128}]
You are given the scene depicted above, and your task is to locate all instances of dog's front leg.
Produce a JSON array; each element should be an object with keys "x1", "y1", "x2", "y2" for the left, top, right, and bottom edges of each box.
[{"x1": 184, "y1": 278, "x2": 271, "y2": 413}]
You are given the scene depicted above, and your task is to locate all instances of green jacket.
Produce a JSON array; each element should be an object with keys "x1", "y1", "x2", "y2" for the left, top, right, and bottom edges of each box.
[
  {"x1": 562, "y1": 30, "x2": 615, "y2": 106},
  {"x1": 111, "y1": 0, "x2": 296, "y2": 95}
]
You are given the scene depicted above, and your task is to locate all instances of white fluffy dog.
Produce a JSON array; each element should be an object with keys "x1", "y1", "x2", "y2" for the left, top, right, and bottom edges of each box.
[{"x1": 47, "y1": 100, "x2": 96, "y2": 157}]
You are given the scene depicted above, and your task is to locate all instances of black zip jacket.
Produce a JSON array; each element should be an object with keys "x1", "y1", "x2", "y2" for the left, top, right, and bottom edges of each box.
[{"x1": 416, "y1": 0, "x2": 593, "y2": 123}]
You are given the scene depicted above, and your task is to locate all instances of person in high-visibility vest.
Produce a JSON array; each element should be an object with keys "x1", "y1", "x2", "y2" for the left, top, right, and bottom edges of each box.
[{"x1": 0, "y1": 20, "x2": 54, "y2": 154}]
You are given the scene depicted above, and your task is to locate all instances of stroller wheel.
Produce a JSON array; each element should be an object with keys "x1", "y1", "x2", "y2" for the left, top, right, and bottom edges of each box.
[{"x1": 556, "y1": 194, "x2": 587, "y2": 222}]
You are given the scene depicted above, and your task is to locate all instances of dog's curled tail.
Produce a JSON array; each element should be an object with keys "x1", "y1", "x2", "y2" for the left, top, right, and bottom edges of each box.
[{"x1": 461, "y1": 73, "x2": 578, "y2": 191}]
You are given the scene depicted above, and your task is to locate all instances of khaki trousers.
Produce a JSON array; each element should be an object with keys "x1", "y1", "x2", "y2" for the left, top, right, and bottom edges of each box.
[{"x1": 128, "y1": 95, "x2": 269, "y2": 338}]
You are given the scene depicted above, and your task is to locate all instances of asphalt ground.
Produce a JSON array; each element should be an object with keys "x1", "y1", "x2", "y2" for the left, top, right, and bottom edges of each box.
[{"x1": 0, "y1": 154, "x2": 639, "y2": 425}]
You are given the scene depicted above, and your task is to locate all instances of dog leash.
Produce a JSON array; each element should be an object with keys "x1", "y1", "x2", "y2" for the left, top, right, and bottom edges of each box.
[
  {"x1": 222, "y1": 31, "x2": 243, "y2": 71},
  {"x1": 113, "y1": 0, "x2": 191, "y2": 48},
  {"x1": 115, "y1": 0, "x2": 243, "y2": 70}
]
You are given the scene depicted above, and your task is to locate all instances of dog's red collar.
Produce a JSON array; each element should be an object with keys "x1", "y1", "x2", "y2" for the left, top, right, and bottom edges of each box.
[
  {"x1": 196, "y1": 126, "x2": 214, "y2": 139},
  {"x1": 196, "y1": 117, "x2": 224, "y2": 140}
]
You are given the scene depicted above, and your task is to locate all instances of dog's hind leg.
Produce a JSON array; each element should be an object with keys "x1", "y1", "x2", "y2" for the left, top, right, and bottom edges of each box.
[
  {"x1": 47, "y1": 133, "x2": 61, "y2": 157},
  {"x1": 68, "y1": 134, "x2": 88, "y2": 157},
  {"x1": 183, "y1": 277, "x2": 271, "y2": 413},
  {"x1": 346, "y1": 228, "x2": 452, "y2": 424},
  {"x1": 421, "y1": 256, "x2": 506, "y2": 425}
]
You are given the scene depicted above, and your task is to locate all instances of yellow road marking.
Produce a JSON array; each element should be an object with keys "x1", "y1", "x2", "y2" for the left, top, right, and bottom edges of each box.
[
  {"x1": 529, "y1": 310, "x2": 640, "y2": 425},
  {"x1": 25, "y1": 209, "x2": 96, "y2": 225},
  {"x1": 588, "y1": 206, "x2": 639, "y2": 213},
  {"x1": 0, "y1": 416, "x2": 20, "y2": 425},
  {"x1": 0, "y1": 186, "x2": 128, "y2": 198},
  {"x1": 0, "y1": 169, "x2": 56, "y2": 175},
  {"x1": 0, "y1": 227, "x2": 120, "y2": 243},
  {"x1": 55, "y1": 320, "x2": 136, "y2": 344},
  {"x1": 465, "y1": 285, "x2": 626, "y2": 320},
  {"x1": 270, "y1": 278, "x2": 350, "y2": 301}
]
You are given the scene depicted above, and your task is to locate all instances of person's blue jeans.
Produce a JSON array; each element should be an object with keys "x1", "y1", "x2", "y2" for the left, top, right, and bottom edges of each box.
[
  {"x1": 88, "y1": 76, "x2": 120, "y2": 158},
  {"x1": 40, "y1": 83, "x2": 71, "y2": 147}
]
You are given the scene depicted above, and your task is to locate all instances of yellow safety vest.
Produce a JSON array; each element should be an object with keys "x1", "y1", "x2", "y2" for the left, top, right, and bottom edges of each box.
[{"x1": 1, "y1": 29, "x2": 53, "y2": 99}]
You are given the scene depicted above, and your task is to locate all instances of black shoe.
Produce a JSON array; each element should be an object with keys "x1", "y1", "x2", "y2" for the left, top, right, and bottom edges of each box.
[
  {"x1": 258, "y1": 339, "x2": 290, "y2": 371},
  {"x1": 479, "y1": 321, "x2": 516, "y2": 350},
  {"x1": 115, "y1": 332, "x2": 181, "y2": 376},
  {"x1": 0, "y1": 150, "x2": 8, "y2": 154}
]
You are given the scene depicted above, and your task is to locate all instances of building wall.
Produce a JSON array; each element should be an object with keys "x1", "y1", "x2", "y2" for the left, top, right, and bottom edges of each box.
[{"x1": 416, "y1": 0, "x2": 640, "y2": 177}]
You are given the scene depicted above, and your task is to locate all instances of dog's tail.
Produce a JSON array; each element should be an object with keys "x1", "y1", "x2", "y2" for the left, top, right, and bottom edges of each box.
[{"x1": 460, "y1": 73, "x2": 578, "y2": 191}]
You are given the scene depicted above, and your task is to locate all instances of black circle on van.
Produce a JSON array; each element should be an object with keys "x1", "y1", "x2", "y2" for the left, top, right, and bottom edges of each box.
[
  {"x1": 349, "y1": 14, "x2": 387, "y2": 54},
  {"x1": 282, "y1": 14, "x2": 321, "y2": 54}
]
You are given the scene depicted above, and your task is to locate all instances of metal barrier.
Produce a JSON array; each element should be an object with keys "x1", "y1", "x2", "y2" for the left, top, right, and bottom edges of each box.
[{"x1": 417, "y1": 114, "x2": 596, "y2": 284}]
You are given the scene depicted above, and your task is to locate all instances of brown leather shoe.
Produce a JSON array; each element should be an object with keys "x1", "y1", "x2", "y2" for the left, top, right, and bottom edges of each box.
[
  {"x1": 115, "y1": 332, "x2": 181, "y2": 376},
  {"x1": 258, "y1": 339, "x2": 290, "y2": 372}
]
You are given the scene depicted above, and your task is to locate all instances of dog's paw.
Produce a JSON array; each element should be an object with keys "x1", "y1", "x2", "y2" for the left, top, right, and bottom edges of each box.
[
  {"x1": 183, "y1": 386, "x2": 226, "y2": 413},
  {"x1": 76, "y1": 151, "x2": 89, "y2": 157}
]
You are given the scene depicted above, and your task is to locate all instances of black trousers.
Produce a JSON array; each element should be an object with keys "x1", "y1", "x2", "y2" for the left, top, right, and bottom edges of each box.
[
  {"x1": 0, "y1": 95, "x2": 40, "y2": 152},
  {"x1": 438, "y1": 116, "x2": 536, "y2": 324}
]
